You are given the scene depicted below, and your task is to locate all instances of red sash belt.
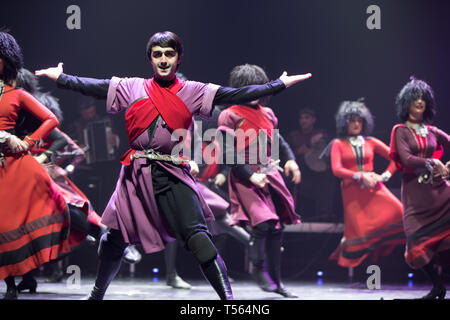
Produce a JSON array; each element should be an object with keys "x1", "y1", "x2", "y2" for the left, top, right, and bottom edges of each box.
[{"x1": 120, "y1": 77, "x2": 191, "y2": 166}]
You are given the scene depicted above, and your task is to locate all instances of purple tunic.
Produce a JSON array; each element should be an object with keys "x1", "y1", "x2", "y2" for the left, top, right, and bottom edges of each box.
[
  {"x1": 217, "y1": 107, "x2": 300, "y2": 228},
  {"x1": 101, "y1": 77, "x2": 219, "y2": 253},
  {"x1": 393, "y1": 125, "x2": 450, "y2": 269}
]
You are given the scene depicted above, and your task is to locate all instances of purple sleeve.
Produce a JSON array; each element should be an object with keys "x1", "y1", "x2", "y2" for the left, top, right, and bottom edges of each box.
[
  {"x1": 178, "y1": 81, "x2": 220, "y2": 119},
  {"x1": 395, "y1": 126, "x2": 433, "y2": 169},
  {"x1": 106, "y1": 77, "x2": 143, "y2": 114},
  {"x1": 431, "y1": 126, "x2": 450, "y2": 150}
]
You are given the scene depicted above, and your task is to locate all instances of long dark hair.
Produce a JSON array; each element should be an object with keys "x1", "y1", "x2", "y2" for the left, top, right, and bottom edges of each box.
[
  {"x1": 335, "y1": 99, "x2": 374, "y2": 138},
  {"x1": 0, "y1": 30, "x2": 24, "y2": 84},
  {"x1": 395, "y1": 76, "x2": 436, "y2": 123}
]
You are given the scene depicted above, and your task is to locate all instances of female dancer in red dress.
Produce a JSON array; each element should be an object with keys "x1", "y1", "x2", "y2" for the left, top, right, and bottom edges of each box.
[
  {"x1": 328, "y1": 100, "x2": 405, "y2": 268},
  {"x1": 0, "y1": 31, "x2": 70, "y2": 299},
  {"x1": 390, "y1": 77, "x2": 450, "y2": 299}
]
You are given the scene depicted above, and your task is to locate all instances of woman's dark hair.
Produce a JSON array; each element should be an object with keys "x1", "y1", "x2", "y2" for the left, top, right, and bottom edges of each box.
[
  {"x1": 36, "y1": 92, "x2": 63, "y2": 123},
  {"x1": 146, "y1": 31, "x2": 183, "y2": 61},
  {"x1": 0, "y1": 30, "x2": 24, "y2": 84},
  {"x1": 229, "y1": 64, "x2": 270, "y2": 105},
  {"x1": 335, "y1": 98, "x2": 374, "y2": 137},
  {"x1": 395, "y1": 76, "x2": 436, "y2": 123},
  {"x1": 16, "y1": 68, "x2": 41, "y2": 93}
]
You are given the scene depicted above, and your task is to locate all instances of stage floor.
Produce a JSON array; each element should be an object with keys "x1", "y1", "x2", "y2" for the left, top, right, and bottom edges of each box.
[{"x1": 1, "y1": 277, "x2": 445, "y2": 301}]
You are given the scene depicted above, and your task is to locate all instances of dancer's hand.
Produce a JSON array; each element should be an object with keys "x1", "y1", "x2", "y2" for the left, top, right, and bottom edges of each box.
[
  {"x1": 189, "y1": 160, "x2": 199, "y2": 176},
  {"x1": 250, "y1": 172, "x2": 269, "y2": 188},
  {"x1": 34, "y1": 153, "x2": 49, "y2": 164},
  {"x1": 361, "y1": 172, "x2": 378, "y2": 189},
  {"x1": 35, "y1": 62, "x2": 64, "y2": 81},
  {"x1": 279, "y1": 71, "x2": 312, "y2": 88},
  {"x1": 284, "y1": 160, "x2": 301, "y2": 184},
  {"x1": 433, "y1": 159, "x2": 449, "y2": 177},
  {"x1": 446, "y1": 160, "x2": 450, "y2": 171},
  {"x1": 368, "y1": 172, "x2": 383, "y2": 183},
  {"x1": 214, "y1": 173, "x2": 227, "y2": 186},
  {"x1": 7, "y1": 135, "x2": 30, "y2": 153}
]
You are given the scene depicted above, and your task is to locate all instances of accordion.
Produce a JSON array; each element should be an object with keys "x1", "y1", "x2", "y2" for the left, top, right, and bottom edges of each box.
[{"x1": 83, "y1": 118, "x2": 116, "y2": 164}]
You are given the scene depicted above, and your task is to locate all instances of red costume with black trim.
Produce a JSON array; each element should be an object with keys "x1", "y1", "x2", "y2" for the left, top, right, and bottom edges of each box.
[
  {"x1": 329, "y1": 136, "x2": 405, "y2": 267},
  {"x1": 0, "y1": 83, "x2": 70, "y2": 280}
]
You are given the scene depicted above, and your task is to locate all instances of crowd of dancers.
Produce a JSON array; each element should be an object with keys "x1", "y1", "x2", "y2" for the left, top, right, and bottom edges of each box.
[{"x1": 0, "y1": 30, "x2": 449, "y2": 300}]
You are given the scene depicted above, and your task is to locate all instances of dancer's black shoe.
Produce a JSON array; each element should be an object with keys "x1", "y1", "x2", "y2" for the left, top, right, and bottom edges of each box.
[
  {"x1": 17, "y1": 277, "x2": 37, "y2": 293},
  {"x1": 3, "y1": 287, "x2": 18, "y2": 300},
  {"x1": 251, "y1": 266, "x2": 277, "y2": 292},
  {"x1": 421, "y1": 285, "x2": 446, "y2": 300},
  {"x1": 200, "y1": 255, "x2": 233, "y2": 300}
]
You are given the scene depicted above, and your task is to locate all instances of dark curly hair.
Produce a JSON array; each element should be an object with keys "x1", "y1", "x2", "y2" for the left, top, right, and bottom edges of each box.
[
  {"x1": 16, "y1": 68, "x2": 41, "y2": 93},
  {"x1": 229, "y1": 64, "x2": 270, "y2": 106},
  {"x1": 395, "y1": 76, "x2": 436, "y2": 123},
  {"x1": 335, "y1": 99, "x2": 374, "y2": 137},
  {"x1": 146, "y1": 31, "x2": 183, "y2": 62},
  {"x1": 0, "y1": 30, "x2": 24, "y2": 84}
]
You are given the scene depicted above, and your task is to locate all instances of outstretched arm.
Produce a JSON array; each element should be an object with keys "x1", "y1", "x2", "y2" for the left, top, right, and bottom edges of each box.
[
  {"x1": 35, "y1": 63, "x2": 110, "y2": 99},
  {"x1": 213, "y1": 72, "x2": 311, "y2": 105}
]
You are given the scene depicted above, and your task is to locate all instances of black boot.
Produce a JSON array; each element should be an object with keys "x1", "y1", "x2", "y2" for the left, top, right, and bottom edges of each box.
[
  {"x1": 44, "y1": 260, "x2": 64, "y2": 283},
  {"x1": 216, "y1": 214, "x2": 250, "y2": 246},
  {"x1": 17, "y1": 271, "x2": 37, "y2": 293},
  {"x1": 200, "y1": 255, "x2": 233, "y2": 300},
  {"x1": 165, "y1": 241, "x2": 191, "y2": 289},
  {"x1": 249, "y1": 234, "x2": 277, "y2": 292},
  {"x1": 85, "y1": 229, "x2": 127, "y2": 300},
  {"x1": 3, "y1": 277, "x2": 17, "y2": 300},
  {"x1": 420, "y1": 262, "x2": 446, "y2": 300},
  {"x1": 187, "y1": 232, "x2": 233, "y2": 299},
  {"x1": 86, "y1": 257, "x2": 123, "y2": 300},
  {"x1": 266, "y1": 231, "x2": 298, "y2": 298}
]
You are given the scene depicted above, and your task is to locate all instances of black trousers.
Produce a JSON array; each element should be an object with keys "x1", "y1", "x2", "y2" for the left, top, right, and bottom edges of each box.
[{"x1": 99, "y1": 164, "x2": 213, "y2": 258}]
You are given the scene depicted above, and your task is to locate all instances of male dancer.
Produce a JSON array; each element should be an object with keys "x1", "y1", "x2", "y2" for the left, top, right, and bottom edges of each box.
[
  {"x1": 35, "y1": 31, "x2": 311, "y2": 300},
  {"x1": 217, "y1": 64, "x2": 302, "y2": 298}
]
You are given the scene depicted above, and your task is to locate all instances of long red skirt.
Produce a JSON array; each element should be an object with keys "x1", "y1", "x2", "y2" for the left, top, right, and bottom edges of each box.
[
  {"x1": 0, "y1": 154, "x2": 70, "y2": 280},
  {"x1": 329, "y1": 180, "x2": 406, "y2": 267}
]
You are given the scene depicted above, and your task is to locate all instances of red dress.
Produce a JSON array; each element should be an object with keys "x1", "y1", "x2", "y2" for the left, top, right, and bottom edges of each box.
[
  {"x1": 0, "y1": 83, "x2": 70, "y2": 280},
  {"x1": 329, "y1": 136, "x2": 405, "y2": 267}
]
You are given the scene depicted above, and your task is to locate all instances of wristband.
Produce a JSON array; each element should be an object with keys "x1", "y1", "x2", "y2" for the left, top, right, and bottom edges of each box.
[
  {"x1": 0, "y1": 131, "x2": 11, "y2": 143},
  {"x1": 380, "y1": 171, "x2": 392, "y2": 182}
]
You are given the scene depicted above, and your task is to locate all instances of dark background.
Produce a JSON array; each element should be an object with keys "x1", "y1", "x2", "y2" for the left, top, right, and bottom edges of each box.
[{"x1": 2, "y1": 0, "x2": 449, "y2": 284}]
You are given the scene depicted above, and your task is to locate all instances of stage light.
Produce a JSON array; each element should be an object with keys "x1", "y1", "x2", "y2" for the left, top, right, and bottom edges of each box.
[
  {"x1": 407, "y1": 273, "x2": 414, "y2": 278},
  {"x1": 316, "y1": 270, "x2": 324, "y2": 277},
  {"x1": 152, "y1": 267, "x2": 159, "y2": 274}
]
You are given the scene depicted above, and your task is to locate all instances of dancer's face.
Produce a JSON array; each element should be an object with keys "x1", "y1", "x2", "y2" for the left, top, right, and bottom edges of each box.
[
  {"x1": 299, "y1": 113, "x2": 316, "y2": 132},
  {"x1": 347, "y1": 115, "x2": 363, "y2": 136},
  {"x1": 408, "y1": 98, "x2": 426, "y2": 122},
  {"x1": 150, "y1": 46, "x2": 181, "y2": 81}
]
